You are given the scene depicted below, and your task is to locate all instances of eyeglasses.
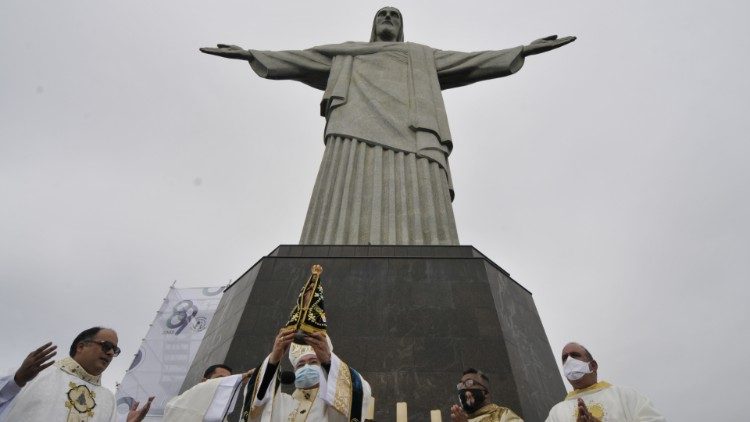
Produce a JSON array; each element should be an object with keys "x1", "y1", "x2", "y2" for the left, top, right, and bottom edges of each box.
[
  {"x1": 456, "y1": 379, "x2": 487, "y2": 391},
  {"x1": 86, "y1": 340, "x2": 121, "y2": 357}
]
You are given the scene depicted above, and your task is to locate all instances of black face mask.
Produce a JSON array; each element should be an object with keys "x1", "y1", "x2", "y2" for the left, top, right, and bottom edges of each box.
[{"x1": 458, "y1": 389, "x2": 485, "y2": 414}]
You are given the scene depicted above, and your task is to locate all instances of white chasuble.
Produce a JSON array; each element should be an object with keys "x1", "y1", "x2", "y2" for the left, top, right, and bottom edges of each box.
[
  {"x1": 0, "y1": 357, "x2": 115, "y2": 422},
  {"x1": 545, "y1": 381, "x2": 666, "y2": 422},
  {"x1": 244, "y1": 353, "x2": 371, "y2": 422},
  {"x1": 163, "y1": 374, "x2": 244, "y2": 422}
]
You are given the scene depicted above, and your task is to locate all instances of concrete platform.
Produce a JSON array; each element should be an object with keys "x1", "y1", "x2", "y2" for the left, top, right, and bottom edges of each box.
[{"x1": 183, "y1": 245, "x2": 564, "y2": 421}]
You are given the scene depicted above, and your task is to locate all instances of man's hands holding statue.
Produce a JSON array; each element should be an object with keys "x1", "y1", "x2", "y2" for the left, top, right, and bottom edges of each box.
[
  {"x1": 268, "y1": 328, "x2": 332, "y2": 366},
  {"x1": 269, "y1": 329, "x2": 295, "y2": 365},
  {"x1": 303, "y1": 331, "x2": 332, "y2": 366}
]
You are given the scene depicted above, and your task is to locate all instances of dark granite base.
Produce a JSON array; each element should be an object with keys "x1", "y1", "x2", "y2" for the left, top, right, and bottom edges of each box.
[{"x1": 183, "y1": 245, "x2": 564, "y2": 422}]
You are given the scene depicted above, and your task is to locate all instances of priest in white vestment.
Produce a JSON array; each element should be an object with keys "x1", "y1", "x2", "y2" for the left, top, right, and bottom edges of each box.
[
  {"x1": 545, "y1": 342, "x2": 665, "y2": 422},
  {"x1": 163, "y1": 364, "x2": 254, "y2": 422},
  {"x1": 242, "y1": 332, "x2": 371, "y2": 422},
  {"x1": 0, "y1": 328, "x2": 152, "y2": 422},
  {"x1": 163, "y1": 375, "x2": 245, "y2": 422},
  {"x1": 241, "y1": 265, "x2": 371, "y2": 422}
]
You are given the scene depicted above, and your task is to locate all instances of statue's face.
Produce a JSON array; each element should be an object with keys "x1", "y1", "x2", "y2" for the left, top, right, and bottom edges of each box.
[{"x1": 374, "y1": 7, "x2": 402, "y2": 41}]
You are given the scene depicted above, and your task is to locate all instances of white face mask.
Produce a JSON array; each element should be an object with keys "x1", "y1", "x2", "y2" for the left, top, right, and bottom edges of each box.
[
  {"x1": 294, "y1": 364, "x2": 320, "y2": 389},
  {"x1": 563, "y1": 357, "x2": 591, "y2": 381}
]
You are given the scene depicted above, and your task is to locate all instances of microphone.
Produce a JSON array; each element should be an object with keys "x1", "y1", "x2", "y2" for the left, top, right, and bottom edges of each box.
[{"x1": 279, "y1": 371, "x2": 296, "y2": 385}]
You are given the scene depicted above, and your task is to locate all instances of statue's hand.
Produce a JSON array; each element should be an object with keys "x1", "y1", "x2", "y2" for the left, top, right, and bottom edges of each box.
[
  {"x1": 199, "y1": 44, "x2": 254, "y2": 60},
  {"x1": 522, "y1": 35, "x2": 576, "y2": 57}
]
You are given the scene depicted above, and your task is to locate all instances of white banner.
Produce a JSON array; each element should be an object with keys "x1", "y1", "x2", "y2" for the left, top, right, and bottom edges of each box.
[{"x1": 115, "y1": 285, "x2": 224, "y2": 421}]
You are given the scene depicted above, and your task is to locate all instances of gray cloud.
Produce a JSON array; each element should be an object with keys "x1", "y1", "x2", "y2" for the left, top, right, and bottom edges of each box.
[{"x1": 1, "y1": 1, "x2": 748, "y2": 420}]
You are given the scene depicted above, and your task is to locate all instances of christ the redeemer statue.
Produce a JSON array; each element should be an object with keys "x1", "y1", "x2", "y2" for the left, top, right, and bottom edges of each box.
[{"x1": 201, "y1": 7, "x2": 574, "y2": 246}]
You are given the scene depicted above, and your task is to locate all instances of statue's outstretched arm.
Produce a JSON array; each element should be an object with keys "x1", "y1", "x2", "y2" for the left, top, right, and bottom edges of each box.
[
  {"x1": 521, "y1": 35, "x2": 576, "y2": 57},
  {"x1": 199, "y1": 44, "x2": 332, "y2": 90},
  {"x1": 200, "y1": 44, "x2": 255, "y2": 61}
]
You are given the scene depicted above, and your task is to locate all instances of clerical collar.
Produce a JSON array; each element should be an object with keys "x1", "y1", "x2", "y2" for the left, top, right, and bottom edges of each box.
[
  {"x1": 565, "y1": 381, "x2": 612, "y2": 400},
  {"x1": 56, "y1": 357, "x2": 102, "y2": 386}
]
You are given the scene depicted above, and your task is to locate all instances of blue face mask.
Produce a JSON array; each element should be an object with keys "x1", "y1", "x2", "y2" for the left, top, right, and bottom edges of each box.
[{"x1": 294, "y1": 364, "x2": 320, "y2": 389}]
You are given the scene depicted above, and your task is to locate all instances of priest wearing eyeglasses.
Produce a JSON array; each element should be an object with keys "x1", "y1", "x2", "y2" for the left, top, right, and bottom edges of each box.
[
  {"x1": 450, "y1": 368, "x2": 523, "y2": 422},
  {"x1": 0, "y1": 327, "x2": 153, "y2": 422}
]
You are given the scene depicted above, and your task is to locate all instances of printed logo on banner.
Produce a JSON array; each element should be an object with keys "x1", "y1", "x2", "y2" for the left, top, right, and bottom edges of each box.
[
  {"x1": 191, "y1": 316, "x2": 208, "y2": 332},
  {"x1": 116, "y1": 286, "x2": 224, "y2": 420},
  {"x1": 164, "y1": 299, "x2": 199, "y2": 335}
]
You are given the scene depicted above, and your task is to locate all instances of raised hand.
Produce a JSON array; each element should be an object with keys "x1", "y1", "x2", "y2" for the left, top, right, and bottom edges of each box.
[
  {"x1": 304, "y1": 332, "x2": 331, "y2": 365},
  {"x1": 269, "y1": 329, "x2": 295, "y2": 364},
  {"x1": 522, "y1": 35, "x2": 576, "y2": 57},
  {"x1": 449, "y1": 404, "x2": 469, "y2": 422},
  {"x1": 199, "y1": 44, "x2": 255, "y2": 61},
  {"x1": 127, "y1": 396, "x2": 155, "y2": 422},
  {"x1": 14, "y1": 342, "x2": 57, "y2": 387}
]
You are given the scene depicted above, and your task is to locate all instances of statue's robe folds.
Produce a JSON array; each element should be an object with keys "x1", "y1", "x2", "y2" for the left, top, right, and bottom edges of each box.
[{"x1": 248, "y1": 42, "x2": 524, "y2": 245}]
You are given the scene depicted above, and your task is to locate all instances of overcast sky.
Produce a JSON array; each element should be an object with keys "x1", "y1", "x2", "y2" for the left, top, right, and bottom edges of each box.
[{"x1": 1, "y1": 0, "x2": 748, "y2": 420}]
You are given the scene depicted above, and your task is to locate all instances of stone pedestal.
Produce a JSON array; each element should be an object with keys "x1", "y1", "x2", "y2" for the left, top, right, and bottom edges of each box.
[{"x1": 183, "y1": 245, "x2": 565, "y2": 422}]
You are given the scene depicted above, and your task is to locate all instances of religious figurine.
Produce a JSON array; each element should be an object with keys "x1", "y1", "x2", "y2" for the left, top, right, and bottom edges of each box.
[
  {"x1": 240, "y1": 264, "x2": 372, "y2": 422},
  {"x1": 201, "y1": 7, "x2": 575, "y2": 246},
  {"x1": 283, "y1": 264, "x2": 327, "y2": 344}
]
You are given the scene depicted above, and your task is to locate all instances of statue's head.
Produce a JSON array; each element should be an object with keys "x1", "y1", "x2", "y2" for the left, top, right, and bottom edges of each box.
[{"x1": 370, "y1": 6, "x2": 404, "y2": 42}]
